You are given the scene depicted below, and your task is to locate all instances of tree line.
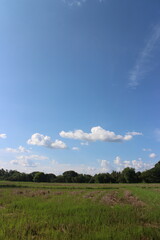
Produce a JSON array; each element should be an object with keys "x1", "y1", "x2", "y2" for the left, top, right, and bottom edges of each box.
[{"x1": 0, "y1": 161, "x2": 159, "y2": 183}]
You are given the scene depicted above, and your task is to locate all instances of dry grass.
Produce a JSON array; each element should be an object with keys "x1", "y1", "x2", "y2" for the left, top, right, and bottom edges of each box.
[
  {"x1": 101, "y1": 191, "x2": 120, "y2": 205},
  {"x1": 124, "y1": 190, "x2": 146, "y2": 207}
]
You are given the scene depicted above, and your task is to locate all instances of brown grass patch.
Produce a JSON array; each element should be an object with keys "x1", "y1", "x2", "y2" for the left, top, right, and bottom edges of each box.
[
  {"x1": 101, "y1": 191, "x2": 120, "y2": 205},
  {"x1": 0, "y1": 205, "x2": 5, "y2": 209},
  {"x1": 13, "y1": 189, "x2": 51, "y2": 197},
  {"x1": 124, "y1": 191, "x2": 146, "y2": 207},
  {"x1": 143, "y1": 223, "x2": 160, "y2": 229},
  {"x1": 52, "y1": 191, "x2": 64, "y2": 196},
  {"x1": 83, "y1": 191, "x2": 101, "y2": 199},
  {"x1": 152, "y1": 188, "x2": 160, "y2": 192},
  {"x1": 140, "y1": 237, "x2": 151, "y2": 240},
  {"x1": 69, "y1": 190, "x2": 85, "y2": 195},
  {"x1": 13, "y1": 189, "x2": 66, "y2": 198}
]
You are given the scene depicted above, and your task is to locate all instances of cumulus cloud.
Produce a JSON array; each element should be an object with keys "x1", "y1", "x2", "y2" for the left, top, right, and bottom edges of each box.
[
  {"x1": 123, "y1": 160, "x2": 132, "y2": 168},
  {"x1": 131, "y1": 160, "x2": 153, "y2": 171},
  {"x1": 99, "y1": 160, "x2": 109, "y2": 169},
  {"x1": 10, "y1": 154, "x2": 48, "y2": 168},
  {"x1": 27, "y1": 133, "x2": 67, "y2": 149},
  {"x1": 90, "y1": 159, "x2": 111, "y2": 173},
  {"x1": 60, "y1": 126, "x2": 142, "y2": 143},
  {"x1": 129, "y1": 24, "x2": 160, "y2": 88},
  {"x1": 0, "y1": 134, "x2": 7, "y2": 139},
  {"x1": 50, "y1": 159, "x2": 112, "y2": 175},
  {"x1": 5, "y1": 146, "x2": 30, "y2": 153},
  {"x1": 114, "y1": 156, "x2": 122, "y2": 165},
  {"x1": 51, "y1": 159, "x2": 98, "y2": 175},
  {"x1": 72, "y1": 147, "x2": 79, "y2": 151},
  {"x1": 114, "y1": 156, "x2": 153, "y2": 171},
  {"x1": 149, "y1": 153, "x2": 157, "y2": 159}
]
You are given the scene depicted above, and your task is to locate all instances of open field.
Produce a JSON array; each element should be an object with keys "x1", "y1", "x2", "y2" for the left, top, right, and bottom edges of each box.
[{"x1": 0, "y1": 182, "x2": 159, "y2": 240}]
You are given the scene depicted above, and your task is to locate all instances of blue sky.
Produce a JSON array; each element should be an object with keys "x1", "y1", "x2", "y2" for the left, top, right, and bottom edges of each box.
[{"x1": 0, "y1": 0, "x2": 160, "y2": 174}]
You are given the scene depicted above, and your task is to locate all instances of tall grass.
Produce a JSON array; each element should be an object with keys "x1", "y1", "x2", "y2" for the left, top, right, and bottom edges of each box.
[{"x1": 0, "y1": 182, "x2": 159, "y2": 239}]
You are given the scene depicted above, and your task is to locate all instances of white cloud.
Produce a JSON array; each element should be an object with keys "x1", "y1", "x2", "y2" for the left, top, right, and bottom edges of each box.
[
  {"x1": 100, "y1": 159, "x2": 109, "y2": 168},
  {"x1": 114, "y1": 156, "x2": 122, "y2": 165},
  {"x1": 3, "y1": 153, "x2": 154, "y2": 174},
  {"x1": 5, "y1": 146, "x2": 30, "y2": 153},
  {"x1": 62, "y1": 0, "x2": 86, "y2": 7},
  {"x1": 142, "y1": 148, "x2": 152, "y2": 152},
  {"x1": 16, "y1": 155, "x2": 48, "y2": 161},
  {"x1": 60, "y1": 126, "x2": 142, "y2": 142},
  {"x1": 62, "y1": 0, "x2": 105, "y2": 7},
  {"x1": 72, "y1": 147, "x2": 79, "y2": 151},
  {"x1": 50, "y1": 140, "x2": 67, "y2": 149},
  {"x1": 51, "y1": 160, "x2": 97, "y2": 175},
  {"x1": 94, "y1": 159, "x2": 111, "y2": 173},
  {"x1": 129, "y1": 24, "x2": 160, "y2": 88},
  {"x1": 0, "y1": 134, "x2": 7, "y2": 139},
  {"x1": 131, "y1": 160, "x2": 143, "y2": 170},
  {"x1": 51, "y1": 159, "x2": 111, "y2": 175},
  {"x1": 10, "y1": 154, "x2": 48, "y2": 168},
  {"x1": 131, "y1": 159, "x2": 153, "y2": 171},
  {"x1": 149, "y1": 153, "x2": 157, "y2": 159},
  {"x1": 80, "y1": 142, "x2": 89, "y2": 146},
  {"x1": 114, "y1": 156, "x2": 153, "y2": 172},
  {"x1": 126, "y1": 131, "x2": 143, "y2": 136},
  {"x1": 123, "y1": 160, "x2": 132, "y2": 168},
  {"x1": 10, "y1": 159, "x2": 37, "y2": 168},
  {"x1": 99, "y1": 159, "x2": 110, "y2": 172},
  {"x1": 27, "y1": 133, "x2": 67, "y2": 149}
]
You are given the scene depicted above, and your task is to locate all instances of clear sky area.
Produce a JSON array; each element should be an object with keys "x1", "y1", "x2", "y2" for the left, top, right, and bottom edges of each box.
[{"x1": 0, "y1": 0, "x2": 160, "y2": 175}]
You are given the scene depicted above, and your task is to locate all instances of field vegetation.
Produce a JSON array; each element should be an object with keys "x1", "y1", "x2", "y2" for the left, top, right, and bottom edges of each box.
[{"x1": 0, "y1": 181, "x2": 159, "y2": 240}]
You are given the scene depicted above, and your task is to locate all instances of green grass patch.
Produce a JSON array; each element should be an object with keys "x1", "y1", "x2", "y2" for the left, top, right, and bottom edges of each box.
[{"x1": 0, "y1": 182, "x2": 159, "y2": 239}]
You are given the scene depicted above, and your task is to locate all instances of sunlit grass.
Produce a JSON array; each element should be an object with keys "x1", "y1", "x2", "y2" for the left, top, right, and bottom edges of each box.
[{"x1": 0, "y1": 182, "x2": 159, "y2": 239}]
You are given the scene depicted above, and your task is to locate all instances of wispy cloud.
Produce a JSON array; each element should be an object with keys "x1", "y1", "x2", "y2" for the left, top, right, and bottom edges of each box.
[
  {"x1": 5, "y1": 146, "x2": 30, "y2": 153},
  {"x1": 10, "y1": 155, "x2": 48, "y2": 168},
  {"x1": 72, "y1": 147, "x2": 80, "y2": 151},
  {"x1": 62, "y1": 0, "x2": 86, "y2": 7},
  {"x1": 80, "y1": 142, "x2": 89, "y2": 146},
  {"x1": 0, "y1": 134, "x2": 7, "y2": 139},
  {"x1": 129, "y1": 24, "x2": 160, "y2": 88},
  {"x1": 62, "y1": 0, "x2": 104, "y2": 7},
  {"x1": 142, "y1": 148, "x2": 152, "y2": 152}
]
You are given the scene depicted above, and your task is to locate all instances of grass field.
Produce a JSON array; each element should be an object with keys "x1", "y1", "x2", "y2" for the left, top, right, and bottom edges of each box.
[{"x1": 0, "y1": 182, "x2": 159, "y2": 240}]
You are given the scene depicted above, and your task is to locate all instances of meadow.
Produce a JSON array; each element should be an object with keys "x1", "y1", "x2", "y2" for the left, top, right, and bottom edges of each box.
[{"x1": 0, "y1": 182, "x2": 159, "y2": 240}]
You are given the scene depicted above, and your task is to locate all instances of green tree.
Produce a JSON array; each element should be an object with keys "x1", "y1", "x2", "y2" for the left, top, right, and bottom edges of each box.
[
  {"x1": 94, "y1": 173, "x2": 112, "y2": 183},
  {"x1": 141, "y1": 161, "x2": 160, "y2": 183},
  {"x1": 63, "y1": 170, "x2": 78, "y2": 183},
  {"x1": 33, "y1": 172, "x2": 47, "y2": 182},
  {"x1": 46, "y1": 173, "x2": 56, "y2": 182},
  {"x1": 122, "y1": 167, "x2": 137, "y2": 183}
]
